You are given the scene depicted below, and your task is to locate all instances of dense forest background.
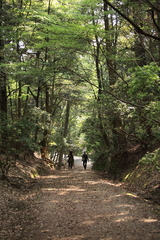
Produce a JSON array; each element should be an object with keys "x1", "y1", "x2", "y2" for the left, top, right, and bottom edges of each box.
[{"x1": 0, "y1": 0, "x2": 160, "y2": 178}]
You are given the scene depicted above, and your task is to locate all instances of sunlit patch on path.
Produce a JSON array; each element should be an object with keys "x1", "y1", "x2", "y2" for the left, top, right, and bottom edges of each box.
[{"x1": 20, "y1": 156, "x2": 160, "y2": 240}]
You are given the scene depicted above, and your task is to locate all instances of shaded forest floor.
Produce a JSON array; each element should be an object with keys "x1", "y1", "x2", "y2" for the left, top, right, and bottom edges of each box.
[{"x1": 0, "y1": 156, "x2": 160, "y2": 240}]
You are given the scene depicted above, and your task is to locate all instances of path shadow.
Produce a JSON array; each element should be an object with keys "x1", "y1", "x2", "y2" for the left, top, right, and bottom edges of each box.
[{"x1": 20, "y1": 159, "x2": 160, "y2": 240}]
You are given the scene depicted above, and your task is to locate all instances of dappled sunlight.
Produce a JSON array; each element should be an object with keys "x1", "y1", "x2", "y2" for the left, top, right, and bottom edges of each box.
[
  {"x1": 106, "y1": 182, "x2": 122, "y2": 187},
  {"x1": 82, "y1": 220, "x2": 95, "y2": 225},
  {"x1": 140, "y1": 218, "x2": 158, "y2": 223},
  {"x1": 41, "y1": 229, "x2": 87, "y2": 240},
  {"x1": 38, "y1": 174, "x2": 70, "y2": 179},
  {"x1": 49, "y1": 235, "x2": 87, "y2": 240},
  {"x1": 41, "y1": 188, "x2": 58, "y2": 191},
  {"x1": 67, "y1": 185, "x2": 85, "y2": 190},
  {"x1": 84, "y1": 180, "x2": 100, "y2": 185},
  {"x1": 74, "y1": 170, "x2": 91, "y2": 174},
  {"x1": 41, "y1": 187, "x2": 86, "y2": 193},
  {"x1": 107, "y1": 192, "x2": 139, "y2": 201},
  {"x1": 101, "y1": 198, "x2": 109, "y2": 203},
  {"x1": 108, "y1": 193, "x2": 124, "y2": 199},
  {"x1": 57, "y1": 188, "x2": 86, "y2": 196},
  {"x1": 116, "y1": 211, "x2": 130, "y2": 216},
  {"x1": 84, "y1": 180, "x2": 122, "y2": 188},
  {"x1": 125, "y1": 192, "x2": 138, "y2": 198},
  {"x1": 59, "y1": 235, "x2": 86, "y2": 240},
  {"x1": 114, "y1": 217, "x2": 132, "y2": 222},
  {"x1": 27, "y1": 161, "x2": 160, "y2": 240},
  {"x1": 92, "y1": 212, "x2": 131, "y2": 222},
  {"x1": 74, "y1": 199, "x2": 83, "y2": 203},
  {"x1": 92, "y1": 214, "x2": 110, "y2": 220},
  {"x1": 115, "y1": 204, "x2": 135, "y2": 208}
]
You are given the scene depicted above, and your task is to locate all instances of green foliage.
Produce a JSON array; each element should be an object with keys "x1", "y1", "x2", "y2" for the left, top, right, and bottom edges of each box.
[
  {"x1": 123, "y1": 148, "x2": 160, "y2": 203},
  {"x1": 0, "y1": 114, "x2": 39, "y2": 178},
  {"x1": 81, "y1": 117, "x2": 104, "y2": 152},
  {"x1": 0, "y1": 118, "x2": 39, "y2": 156},
  {"x1": 128, "y1": 63, "x2": 160, "y2": 103},
  {"x1": 139, "y1": 149, "x2": 160, "y2": 172},
  {"x1": 1, "y1": 0, "x2": 160, "y2": 175},
  {"x1": 91, "y1": 150, "x2": 110, "y2": 171}
]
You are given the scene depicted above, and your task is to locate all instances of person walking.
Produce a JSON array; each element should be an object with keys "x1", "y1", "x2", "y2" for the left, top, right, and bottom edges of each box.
[
  {"x1": 82, "y1": 152, "x2": 89, "y2": 170},
  {"x1": 68, "y1": 151, "x2": 74, "y2": 169}
]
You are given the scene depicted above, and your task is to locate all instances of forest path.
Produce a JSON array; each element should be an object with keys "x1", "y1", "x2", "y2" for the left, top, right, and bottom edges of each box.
[{"x1": 22, "y1": 157, "x2": 160, "y2": 240}]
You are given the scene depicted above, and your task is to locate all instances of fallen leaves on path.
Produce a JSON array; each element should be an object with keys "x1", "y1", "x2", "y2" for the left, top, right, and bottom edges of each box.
[{"x1": 1, "y1": 164, "x2": 160, "y2": 240}]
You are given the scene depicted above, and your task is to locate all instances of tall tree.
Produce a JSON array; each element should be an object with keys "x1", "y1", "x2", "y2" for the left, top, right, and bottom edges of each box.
[{"x1": 0, "y1": 0, "x2": 7, "y2": 117}]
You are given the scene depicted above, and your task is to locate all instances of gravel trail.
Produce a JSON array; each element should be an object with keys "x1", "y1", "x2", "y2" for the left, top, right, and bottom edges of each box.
[{"x1": 19, "y1": 157, "x2": 160, "y2": 240}]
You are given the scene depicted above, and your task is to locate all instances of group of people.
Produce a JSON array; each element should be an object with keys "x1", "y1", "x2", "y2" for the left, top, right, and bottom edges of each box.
[{"x1": 67, "y1": 151, "x2": 89, "y2": 170}]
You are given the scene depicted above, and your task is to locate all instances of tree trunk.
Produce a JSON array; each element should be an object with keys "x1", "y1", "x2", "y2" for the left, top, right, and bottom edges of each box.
[
  {"x1": 103, "y1": 1, "x2": 116, "y2": 85},
  {"x1": 40, "y1": 129, "x2": 48, "y2": 159},
  {"x1": 8, "y1": 86, "x2": 14, "y2": 121},
  {"x1": 92, "y1": 9, "x2": 102, "y2": 99},
  {"x1": 46, "y1": 86, "x2": 50, "y2": 113},
  {"x1": 98, "y1": 113, "x2": 110, "y2": 148},
  {"x1": 58, "y1": 100, "x2": 70, "y2": 170},
  {"x1": 18, "y1": 81, "x2": 22, "y2": 118},
  {"x1": 23, "y1": 86, "x2": 30, "y2": 116},
  {"x1": 112, "y1": 116, "x2": 127, "y2": 150},
  {"x1": 34, "y1": 85, "x2": 41, "y2": 142},
  {"x1": 132, "y1": 0, "x2": 146, "y2": 66},
  {"x1": 0, "y1": 0, "x2": 7, "y2": 124},
  {"x1": 92, "y1": 9, "x2": 110, "y2": 149},
  {"x1": 157, "y1": 11, "x2": 160, "y2": 68}
]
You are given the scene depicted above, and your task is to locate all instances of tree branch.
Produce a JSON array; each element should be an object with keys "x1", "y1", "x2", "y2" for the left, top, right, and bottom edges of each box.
[
  {"x1": 103, "y1": 0, "x2": 160, "y2": 41},
  {"x1": 63, "y1": 67, "x2": 145, "y2": 108},
  {"x1": 145, "y1": 0, "x2": 160, "y2": 12}
]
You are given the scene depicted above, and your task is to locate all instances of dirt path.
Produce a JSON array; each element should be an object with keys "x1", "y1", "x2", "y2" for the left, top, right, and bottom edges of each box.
[{"x1": 20, "y1": 157, "x2": 160, "y2": 240}]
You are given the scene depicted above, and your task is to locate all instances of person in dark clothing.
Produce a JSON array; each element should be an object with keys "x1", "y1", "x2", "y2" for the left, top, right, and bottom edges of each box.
[
  {"x1": 82, "y1": 152, "x2": 89, "y2": 170},
  {"x1": 68, "y1": 151, "x2": 74, "y2": 169}
]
